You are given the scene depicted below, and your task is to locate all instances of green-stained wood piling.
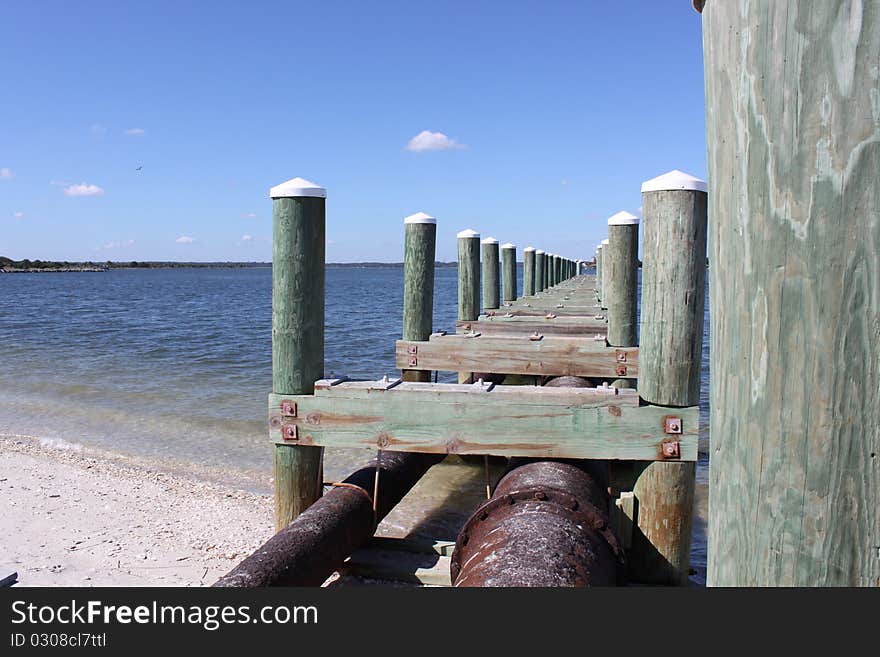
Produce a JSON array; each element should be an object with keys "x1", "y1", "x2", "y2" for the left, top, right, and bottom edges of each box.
[
  {"x1": 535, "y1": 250, "x2": 546, "y2": 292},
  {"x1": 481, "y1": 237, "x2": 500, "y2": 311},
  {"x1": 270, "y1": 176, "x2": 327, "y2": 531},
  {"x1": 523, "y1": 247, "x2": 536, "y2": 296},
  {"x1": 596, "y1": 246, "x2": 604, "y2": 304},
  {"x1": 606, "y1": 212, "x2": 640, "y2": 349},
  {"x1": 501, "y1": 243, "x2": 517, "y2": 303},
  {"x1": 402, "y1": 212, "x2": 437, "y2": 383},
  {"x1": 700, "y1": 0, "x2": 880, "y2": 587},
  {"x1": 631, "y1": 169, "x2": 707, "y2": 585},
  {"x1": 457, "y1": 230, "x2": 481, "y2": 322},
  {"x1": 599, "y1": 240, "x2": 609, "y2": 309}
]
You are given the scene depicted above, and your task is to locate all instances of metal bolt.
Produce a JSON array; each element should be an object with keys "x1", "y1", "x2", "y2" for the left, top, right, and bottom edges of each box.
[
  {"x1": 616, "y1": 351, "x2": 627, "y2": 363},
  {"x1": 661, "y1": 440, "x2": 680, "y2": 459},
  {"x1": 282, "y1": 425, "x2": 298, "y2": 441},
  {"x1": 408, "y1": 356, "x2": 418, "y2": 367},
  {"x1": 407, "y1": 344, "x2": 418, "y2": 355},
  {"x1": 280, "y1": 400, "x2": 297, "y2": 417},
  {"x1": 616, "y1": 365, "x2": 627, "y2": 376},
  {"x1": 664, "y1": 417, "x2": 683, "y2": 434}
]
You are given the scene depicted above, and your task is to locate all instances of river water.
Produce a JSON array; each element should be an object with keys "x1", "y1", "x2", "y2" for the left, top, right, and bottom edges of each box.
[{"x1": 0, "y1": 266, "x2": 709, "y2": 584}]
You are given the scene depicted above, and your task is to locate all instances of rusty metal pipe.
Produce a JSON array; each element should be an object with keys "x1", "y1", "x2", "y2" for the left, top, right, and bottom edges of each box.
[
  {"x1": 215, "y1": 451, "x2": 443, "y2": 587},
  {"x1": 451, "y1": 460, "x2": 624, "y2": 587}
]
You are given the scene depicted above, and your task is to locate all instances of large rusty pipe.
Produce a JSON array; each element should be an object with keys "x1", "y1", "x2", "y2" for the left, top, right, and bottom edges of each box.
[
  {"x1": 215, "y1": 451, "x2": 443, "y2": 587},
  {"x1": 451, "y1": 460, "x2": 624, "y2": 586}
]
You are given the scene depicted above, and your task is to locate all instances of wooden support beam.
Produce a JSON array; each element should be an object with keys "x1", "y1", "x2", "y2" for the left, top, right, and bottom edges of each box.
[
  {"x1": 395, "y1": 335, "x2": 637, "y2": 379},
  {"x1": 703, "y1": 1, "x2": 880, "y2": 587},
  {"x1": 269, "y1": 382, "x2": 698, "y2": 461},
  {"x1": 456, "y1": 318, "x2": 606, "y2": 337},
  {"x1": 270, "y1": 176, "x2": 326, "y2": 531},
  {"x1": 402, "y1": 212, "x2": 436, "y2": 383},
  {"x1": 501, "y1": 242, "x2": 517, "y2": 302}
]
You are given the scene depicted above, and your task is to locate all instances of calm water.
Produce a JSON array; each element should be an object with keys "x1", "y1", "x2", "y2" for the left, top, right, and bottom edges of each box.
[{"x1": 0, "y1": 266, "x2": 710, "y2": 582}]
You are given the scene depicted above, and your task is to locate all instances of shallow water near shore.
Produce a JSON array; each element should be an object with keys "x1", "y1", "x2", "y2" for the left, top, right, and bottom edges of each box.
[{"x1": 0, "y1": 266, "x2": 710, "y2": 584}]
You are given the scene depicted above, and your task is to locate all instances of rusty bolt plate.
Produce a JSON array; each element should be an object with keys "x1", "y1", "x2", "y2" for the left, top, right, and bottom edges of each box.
[
  {"x1": 407, "y1": 344, "x2": 418, "y2": 355},
  {"x1": 408, "y1": 356, "x2": 418, "y2": 367},
  {"x1": 616, "y1": 365, "x2": 627, "y2": 376},
  {"x1": 280, "y1": 400, "x2": 297, "y2": 417},
  {"x1": 664, "y1": 417, "x2": 683, "y2": 434},
  {"x1": 282, "y1": 424, "x2": 299, "y2": 441},
  {"x1": 616, "y1": 351, "x2": 627, "y2": 363},
  {"x1": 661, "y1": 440, "x2": 680, "y2": 459}
]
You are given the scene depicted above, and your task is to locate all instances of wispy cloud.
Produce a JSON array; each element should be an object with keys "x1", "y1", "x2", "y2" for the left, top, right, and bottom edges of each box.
[
  {"x1": 90, "y1": 124, "x2": 106, "y2": 135},
  {"x1": 124, "y1": 128, "x2": 145, "y2": 136},
  {"x1": 175, "y1": 236, "x2": 194, "y2": 244},
  {"x1": 0, "y1": 167, "x2": 13, "y2": 179},
  {"x1": 240, "y1": 212, "x2": 257, "y2": 219},
  {"x1": 100, "y1": 239, "x2": 135, "y2": 250},
  {"x1": 561, "y1": 179, "x2": 570, "y2": 186},
  {"x1": 241, "y1": 234, "x2": 253, "y2": 242},
  {"x1": 64, "y1": 183, "x2": 104, "y2": 197},
  {"x1": 405, "y1": 130, "x2": 465, "y2": 152},
  {"x1": 13, "y1": 211, "x2": 25, "y2": 219}
]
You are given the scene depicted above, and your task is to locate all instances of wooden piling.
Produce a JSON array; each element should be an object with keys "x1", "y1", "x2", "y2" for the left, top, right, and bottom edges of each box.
[
  {"x1": 402, "y1": 212, "x2": 436, "y2": 383},
  {"x1": 700, "y1": 0, "x2": 880, "y2": 586},
  {"x1": 535, "y1": 250, "x2": 546, "y2": 292},
  {"x1": 523, "y1": 247, "x2": 536, "y2": 296},
  {"x1": 270, "y1": 176, "x2": 326, "y2": 531},
  {"x1": 501, "y1": 243, "x2": 517, "y2": 303},
  {"x1": 595, "y1": 245, "x2": 603, "y2": 303},
  {"x1": 606, "y1": 211, "x2": 639, "y2": 348},
  {"x1": 457, "y1": 229, "x2": 481, "y2": 322},
  {"x1": 599, "y1": 240, "x2": 609, "y2": 309},
  {"x1": 631, "y1": 169, "x2": 707, "y2": 585},
  {"x1": 481, "y1": 237, "x2": 500, "y2": 311}
]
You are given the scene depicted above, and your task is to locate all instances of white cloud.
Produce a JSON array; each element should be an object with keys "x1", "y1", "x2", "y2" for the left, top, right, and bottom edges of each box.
[
  {"x1": 0, "y1": 168, "x2": 12, "y2": 179},
  {"x1": 100, "y1": 239, "x2": 135, "y2": 250},
  {"x1": 64, "y1": 183, "x2": 104, "y2": 197},
  {"x1": 125, "y1": 128, "x2": 145, "y2": 136},
  {"x1": 240, "y1": 212, "x2": 257, "y2": 219},
  {"x1": 561, "y1": 179, "x2": 570, "y2": 186},
  {"x1": 13, "y1": 211, "x2": 25, "y2": 219},
  {"x1": 405, "y1": 130, "x2": 465, "y2": 152},
  {"x1": 175, "y1": 236, "x2": 194, "y2": 244},
  {"x1": 241, "y1": 234, "x2": 253, "y2": 242}
]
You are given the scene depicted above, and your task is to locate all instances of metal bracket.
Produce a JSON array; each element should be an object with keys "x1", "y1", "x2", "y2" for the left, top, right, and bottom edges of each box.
[
  {"x1": 369, "y1": 376, "x2": 402, "y2": 391},
  {"x1": 616, "y1": 365, "x2": 627, "y2": 377},
  {"x1": 529, "y1": 332, "x2": 544, "y2": 341},
  {"x1": 661, "y1": 440, "x2": 681, "y2": 459},
  {"x1": 462, "y1": 331, "x2": 482, "y2": 338},
  {"x1": 407, "y1": 344, "x2": 418, "y2": 355},
  {"x1": 280, "y1": 400, "x2": 297, "y2": 417},
  {"x1": 545, "y1": 313, "x2": 557, "y2": 319},
  {"x1": 615, "y1": 351, "x2": 627, "y2": 363},
  {"x1": 664, "y1": 417, "x2": 683, "y2": 434},
  {"x1": 472, "y1": 378, "x2": 495, "y2": 392},
  {"x1": 314, "y1": 377, "x2": 349, "y2": 389},
  {"x1": 282, "y1": 424, "x2": 299, "y2": 441}
]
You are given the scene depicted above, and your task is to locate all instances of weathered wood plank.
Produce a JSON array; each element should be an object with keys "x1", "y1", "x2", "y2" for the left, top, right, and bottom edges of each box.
[
  {"x1": 703, "y1": 0, "x2": 880, "y2": 587},
  {"x1": 341, "y1": 549, "x2": 452, "y2": 586},
  {"x1": 395, "y1": 336, "x2": 638, "y2": 378},
  {"x1": 268, "y1": 385, "x2": 698, "y2": 461},
  {"x1": 456, "y1": 318, "x2": 606, "y2": 337}
]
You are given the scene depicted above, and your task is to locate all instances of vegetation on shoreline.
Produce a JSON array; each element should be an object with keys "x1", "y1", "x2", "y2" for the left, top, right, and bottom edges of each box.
[{"x1": 0, "y1": 256, "x2": 460, "y2": 272}]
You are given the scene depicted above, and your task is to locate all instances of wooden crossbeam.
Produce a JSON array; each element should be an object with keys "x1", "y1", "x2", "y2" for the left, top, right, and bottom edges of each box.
[
  {"x1": 395, "y1": 335, "x2": 637, "y2": 378},
  {"x1": 269, "y1": 381, "x2": 697, "y2": 461},
  {"x1": 456, "y1": 318, "x2": 607, "y2": 337}
]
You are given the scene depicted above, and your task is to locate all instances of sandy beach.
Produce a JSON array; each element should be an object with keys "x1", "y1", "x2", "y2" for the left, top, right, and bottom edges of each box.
[{"x1": 0, "y1": 434, "x2": 274, "y2": 587}]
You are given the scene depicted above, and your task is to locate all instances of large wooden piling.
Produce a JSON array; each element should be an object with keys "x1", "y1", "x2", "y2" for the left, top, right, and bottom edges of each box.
[
  {"x1": 599, "y1": 240, "x2": 609, "y2": 309},
  {"x1": 535, "y1": 250, "x2": 546, "y2": 292},
  {"x1": 606, "y1": 211, "x2": 639, "y2": 348},
  {"x1": 402, "y1": 212, "x2": 436, "y2": 383},
  {"x1": 271, "y1": 177, "x2": 326, "y2": 531},
  {"x1": 595, "y1": 245, "x2": 604, "y2": 304},
  {"x1": 457, "y1": 229, "x2": 481, "y2": 322},
  {"x1": 700, "y1": 0, "x2": 880, "y2": 586},
  {"x1": 481, "y1": 237, "x2": 500, "y2": 311},
  {"x1": 523, "y1": 247, "x2": 536, "y2": 296},
  {"x1": 631, "y1": 169, "x2": 707, "y2": 585},
  {"x1": 501, "y1": 242, "x2": 517, "y2": 303}
]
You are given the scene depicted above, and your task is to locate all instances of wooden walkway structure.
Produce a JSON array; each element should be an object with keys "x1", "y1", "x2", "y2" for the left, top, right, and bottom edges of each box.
[{"x1": 266, "y1": 168, "x2": 708, "y2": 586}]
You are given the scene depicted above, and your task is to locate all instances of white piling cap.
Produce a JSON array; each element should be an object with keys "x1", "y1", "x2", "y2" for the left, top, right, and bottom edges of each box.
[
  {"x1": 269, "y1": 177, "x2": 326, "y2": 199},
  {"x1": 501, "y1": 242, "x2": 515, "y2": 249},
  {"x1": 608, "y1": 211, "x2": 640, "y2": 225},
  {"x1": 457, "y1": 229, "x2": 480, "y2": 239},
  {"x1": 523, "y1": 246, "x2": 535, "y2": 252},
  {"x1": 404, "y1": 211, "x2": 436, "y2": 224},
  {"x1": 481, "y1": 236, "x2": 499, "y2": 245},
  {"x1": 601, "y1": 239, "x2": 610, "y2": 245},
  {"x1": 535, "y1": 249, "x2": 545, "y2": 255},
  {"x1": 641, "y1": 169, "x2": 707, "y2": 193}
]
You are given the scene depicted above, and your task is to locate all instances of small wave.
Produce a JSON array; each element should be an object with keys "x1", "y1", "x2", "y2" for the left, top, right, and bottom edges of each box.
[{"x1": 38, "y1": 437, "x2": 85, "y2": 453}]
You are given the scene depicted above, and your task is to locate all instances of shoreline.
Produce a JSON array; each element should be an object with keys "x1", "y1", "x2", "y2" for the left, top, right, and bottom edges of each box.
[{"x1": 0, "y1": 434, "x2": 274, "y2": 587}]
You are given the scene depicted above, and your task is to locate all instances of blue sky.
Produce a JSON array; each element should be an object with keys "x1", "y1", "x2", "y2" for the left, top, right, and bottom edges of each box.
[{"x1": 0, "y1": 1, "x2": 707, "y2": 262}]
